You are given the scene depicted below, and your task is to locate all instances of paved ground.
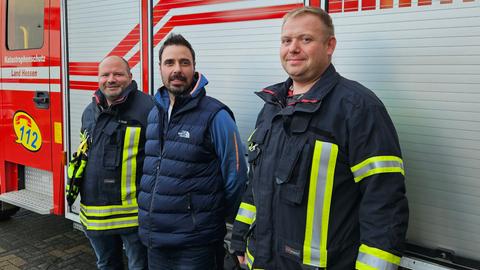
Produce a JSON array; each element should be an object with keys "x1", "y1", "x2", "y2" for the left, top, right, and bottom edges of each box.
[{"x1": 0, "y1": 209, "x2": 97, "y2": 270}]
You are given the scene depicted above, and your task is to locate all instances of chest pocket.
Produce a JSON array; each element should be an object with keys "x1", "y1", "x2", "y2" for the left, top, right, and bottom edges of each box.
[
  {"x1": 276, "y1": 136, "x2": 312, "y2": 205},
  {"x1": 102, "y1": 121, "x2": 123, "y2": 169},
  {"x1": 275, "y1": 112, "x2": 315, "y2": 205}
]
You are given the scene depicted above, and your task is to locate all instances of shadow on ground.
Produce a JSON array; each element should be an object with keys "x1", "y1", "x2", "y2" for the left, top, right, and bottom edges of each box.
[{"x1": 0, "y1": 209, "x2": 96, "y2": 270}]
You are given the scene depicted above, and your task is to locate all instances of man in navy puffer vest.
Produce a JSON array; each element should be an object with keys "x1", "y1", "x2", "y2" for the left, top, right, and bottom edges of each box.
[{"x1": 138, "y1": 33, "x2": 248, "y2": 270}]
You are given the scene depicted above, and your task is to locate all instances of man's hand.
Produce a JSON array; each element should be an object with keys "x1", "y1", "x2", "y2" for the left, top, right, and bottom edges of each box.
[{"x1": 237, "y1": 254, "x2": 246, "y2": 265}]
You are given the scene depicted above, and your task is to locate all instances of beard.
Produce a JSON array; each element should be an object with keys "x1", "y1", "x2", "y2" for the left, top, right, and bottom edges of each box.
[
  {"x1": 165, "y1": 73, "x2": 192, "y2": 96},
  {"x1": 100, "y1": 83, "x2": 125, "y2": 101}
]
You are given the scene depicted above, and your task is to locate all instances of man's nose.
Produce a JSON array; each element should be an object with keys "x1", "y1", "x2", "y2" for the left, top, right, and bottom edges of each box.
[
  {"x1": 107, "y1": 74, "x2": 116, "y2": 82},
  {"x1": 173, "y1": 62, "x2": 182, "y2": 72},
  {"x1": 289, "y1": 40, "x2": 301, "y2": 53}
]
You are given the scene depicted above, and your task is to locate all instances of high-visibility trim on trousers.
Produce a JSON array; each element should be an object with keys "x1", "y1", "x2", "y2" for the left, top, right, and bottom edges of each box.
[
  {"x1": 355, "y1": 244, "x2": 401, "y2": 270},
  {"x1": 351, "y1": 156, "x2": 404, "y2": 183},
  {"x1": 80, "y1": 212, "x2": 138, "y2": 231},
  {"x1": 303, "y1": 141, "x2": 338, "y2": 268},
  {"x1": 122, "y1": 126, "x2": 141, "y2": 205},
  {"x1": 80, "y1": 203, "x2": 138, "y2": 217},
  {"x1": 236, "y1": 202, "x2": 256, "y2": 225},
  {"x1": 80, "y1": 203, "x2": 139, "y2": 230}
]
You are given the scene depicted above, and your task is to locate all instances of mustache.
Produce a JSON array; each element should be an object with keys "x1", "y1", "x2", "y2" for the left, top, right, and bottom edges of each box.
[
  {"x1": 106, "y1": 82, "x2": 120, "y2": 87},
  {"x1": 169, "y1": 74, "x2": 187, "y2": 82}
]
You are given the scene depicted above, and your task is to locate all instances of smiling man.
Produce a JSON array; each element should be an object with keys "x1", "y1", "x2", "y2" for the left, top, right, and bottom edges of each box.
[
  {"x1": 231, "y1": 7, "x2": 409, "y2": 270},
  {"x1": 138, "y1": 33, "x2": 247, "y2": 270},
  {"x1": 79, "y1": 55, "x2": 153, "y2": 270}
]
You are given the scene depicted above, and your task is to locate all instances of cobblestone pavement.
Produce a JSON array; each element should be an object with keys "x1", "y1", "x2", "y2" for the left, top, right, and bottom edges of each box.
[{"x1": 0, "y1": 209, "x2": 97, "y2": 270}]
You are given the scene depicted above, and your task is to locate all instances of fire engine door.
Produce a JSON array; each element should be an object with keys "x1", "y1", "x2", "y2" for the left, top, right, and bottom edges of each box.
[{"x1": 0, "y1": 0, "x2": 53, "y2": 190}]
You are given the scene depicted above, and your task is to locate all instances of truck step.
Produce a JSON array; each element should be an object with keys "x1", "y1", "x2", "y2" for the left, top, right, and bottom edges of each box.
[{"x1": 0, "y1": 190, "x2": 52, "y2": 215}]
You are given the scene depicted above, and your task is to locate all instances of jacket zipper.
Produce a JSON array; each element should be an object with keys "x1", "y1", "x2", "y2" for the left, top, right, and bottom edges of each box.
[
  {"x1": 187, "y1": 192, "x2": 196, "y2": 229},
  {"x1": 148, "y1": 104, "x2": 168, "y2": 247}
]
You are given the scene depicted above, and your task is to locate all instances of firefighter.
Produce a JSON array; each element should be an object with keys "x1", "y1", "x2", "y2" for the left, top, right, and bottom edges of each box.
[
  {"x1": 231, "y1": 7, "x2": 409, "y2": 270},
  {"x1": 79, "y1": 56, "x2": 153, "y2": 270}
]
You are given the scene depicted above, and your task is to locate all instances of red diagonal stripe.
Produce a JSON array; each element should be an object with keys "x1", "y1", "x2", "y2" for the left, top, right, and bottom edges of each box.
[
  {"x1": 69, "y1": 81, "x2": 98, "y2": 91},
  {"x1": 107, "y1": 25, "x2": 140, "y2": 57},
  {"x1": 126, "y1": 3, "x2": 301, "y2": 68},
  {"x1": 154, "y1": 0, "x2": 240, "y2": 22},
  {"x1": 68, "y1": 62, "x2": 99, "y2": 76},
  {"x1": 107, "y1": 0, "x2": 243, "y2": 60},
  {"x1": 153, "y1": 4, "x2": 301, "y2": 46}
]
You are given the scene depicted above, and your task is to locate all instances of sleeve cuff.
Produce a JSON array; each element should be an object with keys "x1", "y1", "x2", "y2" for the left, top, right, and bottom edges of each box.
[{"x1": 355, "y1": 244, "x2": 401, "y2": 270}]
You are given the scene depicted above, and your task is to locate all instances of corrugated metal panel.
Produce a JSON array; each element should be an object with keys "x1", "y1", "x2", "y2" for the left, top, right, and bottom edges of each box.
[
  {"x1": 152, "y1": 0, "x2": 303, "y2": 143},
  {"x1": 66, "y1": 0, "x2": 140, "y2": 150},
  {"x1": 332, "y1": 1, "x2": 480, "y2": 261},
  {"x1": 66, "y1": 0, "x2": 140, "y2": 61}
]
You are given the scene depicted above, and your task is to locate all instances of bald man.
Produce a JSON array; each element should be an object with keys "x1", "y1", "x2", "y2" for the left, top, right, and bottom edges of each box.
[{"x1": 78, "y1": 56, "x2": 153, "y2": 270}]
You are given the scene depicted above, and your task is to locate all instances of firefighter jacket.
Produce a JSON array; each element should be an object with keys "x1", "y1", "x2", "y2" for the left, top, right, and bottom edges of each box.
[
  {"x1": 138, "y1": 73, "x2": 247, "y2": 248},
  {"x1": 231, "y1": 64, "x2": 409, "y2": 270},
  {"x1": 80, "y1": 80, "x2": 153, "y2": 235}
]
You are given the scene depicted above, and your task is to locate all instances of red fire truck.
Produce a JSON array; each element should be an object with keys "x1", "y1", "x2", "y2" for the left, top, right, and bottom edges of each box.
[{"x1": 1, "y1": 0, "x2": 479, "y2": 269}]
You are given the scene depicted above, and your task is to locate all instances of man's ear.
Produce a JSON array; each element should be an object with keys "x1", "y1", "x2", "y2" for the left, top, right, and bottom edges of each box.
[{"x1": 327, "y1": 36, "x2": 337, "y2": 56}]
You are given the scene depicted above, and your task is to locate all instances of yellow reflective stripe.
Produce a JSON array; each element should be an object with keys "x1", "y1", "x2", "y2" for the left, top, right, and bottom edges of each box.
[
  {"x1": 235, "y1": 202, "x2": 256, "y2": 225},
  {"x1": 121, "y1": 126, "x2": 141, "y2": 205},
  {"x1": 247, "y1": 128, "x2": 257, "y2": 143},
  {"x1": 80, "y1": 203, "x2": 138, "y2": 217},
  {"x1": 80, "y1": 213, "x2": 138, "y2": 230},
  {"x1": 246, "y1": 246, "x2": 254, "y2": 270},
  {"x1": 351, "y1": 156, "x2": 404, "y2": 183},
  {"x1": 320, "y1": 143, "x2": 338, "y2": 266},
  {"x1": 358, "y1": 244, "x2": 401, "y2": 266},
  {"x1": 303, "y1": 141, "x2": 338, "y2": 268},
  {"x1": 356, "y1": 260, "x2": 377, "y2": 270},
  {"x1": 303, "y1": 141, "x2": 321, "y2": 266},
  {"x1": 248, "y1": 128, "x2": 258, "y2": 151}
]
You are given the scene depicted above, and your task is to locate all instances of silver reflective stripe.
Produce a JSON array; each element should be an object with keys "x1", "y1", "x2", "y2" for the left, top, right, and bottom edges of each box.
[
  {"x1": 80, "y1": 214, "x2": 138, "y2": 230},
  {"x1": 237, "y1": 207, "x2": 255, "y2": 221},
  {"x1": 122, "y1": 127, "x2": 141, "y2": 205},
  {"x1": 80, "y1": 204, "x2": 138, "y2": 216},
  {"x1": 309, "y1": 143, "x2": 332, "y2": 263},
  {"x1": 352, "y1": 160, "x2": 403, "y2": 179},
  {"x1": 246, "y1": 246, "x2": 255, "y2": 270},
  {"x1": 246, "y1": 253, "x2": 253, "y2": 270},
  {"x1": 303, "y1": 141, "x2": 337, "y2": 267},
  {"x1": 357, "y1": 252, "x2": 398, "y2": 270}
]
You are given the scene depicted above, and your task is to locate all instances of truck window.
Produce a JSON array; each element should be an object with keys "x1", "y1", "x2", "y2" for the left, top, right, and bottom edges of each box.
[{"x1": 6, "y1": 0, "x2": 44, "y2": 50}]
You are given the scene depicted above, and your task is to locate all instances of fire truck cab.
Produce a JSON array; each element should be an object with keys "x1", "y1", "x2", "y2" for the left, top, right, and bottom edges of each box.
[{"x1": 0, "y1": 0, "x2": 62, "y2": 217}]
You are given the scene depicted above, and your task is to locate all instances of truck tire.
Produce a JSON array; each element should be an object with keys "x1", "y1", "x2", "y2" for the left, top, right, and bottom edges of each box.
[{"x1": 0, "y1": 202, "x2": 20, "y2": 221}]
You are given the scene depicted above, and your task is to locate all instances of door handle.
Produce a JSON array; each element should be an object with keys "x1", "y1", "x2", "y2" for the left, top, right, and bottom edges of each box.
[{"x1": 33, "y1": 91, "x2": 50, "y2": 109}]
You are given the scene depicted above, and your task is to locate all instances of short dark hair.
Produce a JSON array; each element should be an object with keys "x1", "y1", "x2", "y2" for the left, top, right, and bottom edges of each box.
[
  {"x1": 158, "y1": 33, "x2": 196, "y2": 65},
  {"x1": 283, "y1": 7, "x2": 334, "y2": 38}
]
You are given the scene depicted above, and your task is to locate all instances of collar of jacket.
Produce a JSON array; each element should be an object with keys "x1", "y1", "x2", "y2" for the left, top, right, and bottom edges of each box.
[
  {"x1": 93, "y1": 80, "x2": 138, "y2": 111},
  {"x1": 154, "y1": 72, "x2": 208, "y2": 116},
  {"x1": 256, "y1": 64, "x2": 340, "y2": 115}
]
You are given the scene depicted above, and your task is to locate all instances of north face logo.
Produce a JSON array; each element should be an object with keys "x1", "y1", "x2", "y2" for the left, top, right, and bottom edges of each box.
[{"x1": 178, "y1": 130, "x2": 190, "y2": 139}]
